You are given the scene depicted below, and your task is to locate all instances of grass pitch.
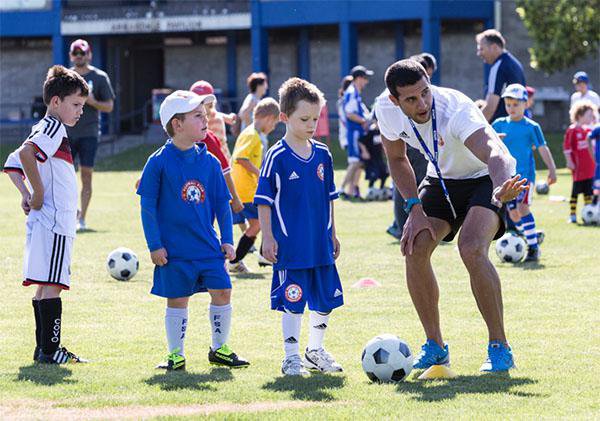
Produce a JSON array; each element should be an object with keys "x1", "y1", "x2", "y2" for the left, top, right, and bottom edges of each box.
[{"x1": 0, "y1": 150, "x2": 598, "y2": 419}]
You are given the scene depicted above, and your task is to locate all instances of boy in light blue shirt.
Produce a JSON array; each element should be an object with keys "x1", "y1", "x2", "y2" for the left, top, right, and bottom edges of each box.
[
  {"x1": 255, "y1": 78, "x2": 343, "y2": 376},
  {"x1": 137, "y1": 90, "x2": 249, "y2": 370},
  {"x1": 492, "y1": 84, "x2": 557, "y2": 262}
]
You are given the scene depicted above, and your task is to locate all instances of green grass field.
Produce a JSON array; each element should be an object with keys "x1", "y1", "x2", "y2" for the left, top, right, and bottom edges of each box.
[{"x1": 0, "y1": 150, "x2": 599, "y2": 419}]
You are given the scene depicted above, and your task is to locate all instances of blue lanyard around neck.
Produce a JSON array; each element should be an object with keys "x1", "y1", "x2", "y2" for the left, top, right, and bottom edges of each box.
[{"x1": 407, "y1": 98, "x2": 457, "y2": 219}]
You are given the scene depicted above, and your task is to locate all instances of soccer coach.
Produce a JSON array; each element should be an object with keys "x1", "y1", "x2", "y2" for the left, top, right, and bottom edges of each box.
[{"x1": 375, "y1": 59, "x2": 525, "y2": 372}]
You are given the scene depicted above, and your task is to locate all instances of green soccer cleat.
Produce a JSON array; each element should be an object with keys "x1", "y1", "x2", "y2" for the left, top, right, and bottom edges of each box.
[
  {"x1": 156, "y1": 348, "x2": 185, "y2": 371},
  {"x1": 208, "y1": 344, "x2": 250, "y2": 368}
]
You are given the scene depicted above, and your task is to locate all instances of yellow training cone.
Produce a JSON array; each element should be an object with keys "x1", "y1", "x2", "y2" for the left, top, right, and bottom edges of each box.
[{"x1": 417, "y1": 365, "x2": 457, "y2": 380}]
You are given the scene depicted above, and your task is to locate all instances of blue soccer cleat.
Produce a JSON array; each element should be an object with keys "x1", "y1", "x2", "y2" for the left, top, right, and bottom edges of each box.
[
  {"x1": 480, "y1": 341, "x2": 515, "y2": 372},
  {"x1": 413, "y1": 339, "x2": 450, "y2": 369}
]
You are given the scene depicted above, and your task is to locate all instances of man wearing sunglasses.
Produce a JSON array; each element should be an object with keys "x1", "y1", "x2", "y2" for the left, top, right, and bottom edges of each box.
[{"x1": 67, "y1": 39, "x2": 115, "y2": 232}]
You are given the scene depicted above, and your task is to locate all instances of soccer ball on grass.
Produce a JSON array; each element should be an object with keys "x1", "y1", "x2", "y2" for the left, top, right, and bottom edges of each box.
[
  {"x1": 361, "y1": 334, "x2": 413, "y2": 383},
  {"x1": 106, "y1": 247, "x2": 139, "y2": 281},
  {"x1": 581, "y1": 204, "x2": 600, "y2": 225},
  {"x1": 495, "y1": 232, "x2": 526, "y2": 263}
]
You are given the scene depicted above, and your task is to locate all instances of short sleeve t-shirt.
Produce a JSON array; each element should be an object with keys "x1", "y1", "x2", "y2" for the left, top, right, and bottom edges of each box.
[
  {"x1": 563, "y1": 125, "x2": 595, "y2": 181},
  {"x1": 66, "y1": 66, "x2": 115, "y2": 139},
  {"x1": 254, "y1": 140, "x2": 338, "y2": 270},
  {"x1": 136, "y1": 141, "x2": 232, "y2": 261},
  {"x1": 375, "y1": 86, "x2": 504, "y2": 180},
  {"x1": 492, "y1": 116, "x2": 546, "y2": 183},
  {"x1": 570, "y1": 90, "x2": 600, "y2": 108},
  {"x1": 485, "y1": 52, "x2": 526, "y2": 122},
  {"x1": 231, "y1": 124, "x2": 263, "y2": 203},
  {"x1": 4, "y1": 116, "x2": 78, "y2": 237},
  {"x1": 343, "y1": 84, "x2": 366, "y2": 135},
  {"x1": 200, "y1": 131, "x2": 230, "y2": 175}
]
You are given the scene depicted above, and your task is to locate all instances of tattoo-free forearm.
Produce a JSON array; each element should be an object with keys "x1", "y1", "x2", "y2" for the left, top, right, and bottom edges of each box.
[
  {"x1": 258, "y1": 205, "x2": 274, "y2": 238},
  {"x1": 538, "y1": 145, "x2": 557, "y2": 173},
  {"x1": 19, "y1": 145, "x2": 43, "y2": 194},
  {"x1": 388, "y1": 155, "x2": 420, "y2": 201}
]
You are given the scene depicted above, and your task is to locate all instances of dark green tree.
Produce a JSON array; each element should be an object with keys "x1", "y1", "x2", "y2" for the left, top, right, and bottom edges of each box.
[{"x1": 515, "y1": 0, "x2": 599, "y2": 73}]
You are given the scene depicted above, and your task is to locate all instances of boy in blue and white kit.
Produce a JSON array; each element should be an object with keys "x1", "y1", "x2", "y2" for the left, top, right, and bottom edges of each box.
[
  {"x1": 255, "y1": 78, "x2": 343, "y2": 376},
  {"x1": 492, "y1": 84, "x2": 557, "y2": 262},
  {"x1": 137, "y1": 90, "x2": 249, "y2": 370},
  {"x1": 589, "y1": 124, "x2": 600, "y2": 205}
]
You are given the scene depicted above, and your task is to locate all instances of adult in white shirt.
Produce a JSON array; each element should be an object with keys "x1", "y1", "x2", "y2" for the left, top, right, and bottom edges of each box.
[
  {"x1": 376, "y1": 59, "x2": 525, "y2": 372},
  {"x1": 570, "y1": 71, "x2": 600, "y2": 108},
  {"x1": 238, "y1": 72, "x2": 269, "y2": 131}
]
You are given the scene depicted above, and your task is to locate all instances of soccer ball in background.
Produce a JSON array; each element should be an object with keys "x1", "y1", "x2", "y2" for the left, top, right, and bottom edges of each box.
[
  {"x1": 535, "y1": 181, "x2": 549, "y2": 195},
  {"x1": 581, "y1": 204, "x2": 600, "y2": 225},
  {"x1": 361, "y1": 334, "x2": 413, "y2": 383},
  {"x1": 106, "y1": 247, "x2": 139, "y2": 281},
  {"x1": 495, "y1": 232, "x2": 526, "y2": 263}
]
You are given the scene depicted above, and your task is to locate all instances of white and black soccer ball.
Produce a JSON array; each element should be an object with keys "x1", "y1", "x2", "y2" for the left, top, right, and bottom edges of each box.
[
  {"x1": 361, "y1": 334, "x2": 413, "y2": 383},
  {"x1": 106, "y1": 247, "x2": 139, "y2": 281},
  {"x1": 495, "y1": 232, "x2": 526, "y2": 263},
  {"x1": 581, "y1": 204, "x2": 600, "y2": 225},
  {"x1": 535, "y1": 181, "x2": 549, "y2": 195}
]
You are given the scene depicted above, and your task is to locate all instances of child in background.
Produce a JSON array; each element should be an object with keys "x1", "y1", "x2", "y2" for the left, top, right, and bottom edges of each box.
[
  {"x1": 588, "y1": 123, "x2": 600, "y2": 205},
  {"x1": 563, "y1": 101, "x2": 597, "y2": 223},
  {"x1": 359, "y1": 115, "x2": 391, "y2": 201}
]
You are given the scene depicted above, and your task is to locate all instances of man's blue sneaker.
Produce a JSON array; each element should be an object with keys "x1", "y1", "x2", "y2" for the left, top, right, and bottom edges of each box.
[
  {"x1": 480, "y1": 341, "x2": 515, "y2": 372},
  {"x1": 413, "y1": 339, "x2": 450, "y2": 369}
]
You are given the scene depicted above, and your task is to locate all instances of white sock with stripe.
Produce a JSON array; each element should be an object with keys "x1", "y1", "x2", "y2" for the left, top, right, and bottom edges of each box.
[
  {"x1": 209, "y1": 303, "x2": 232, "y2": 351},
  {"x1": 282, "y1": 312, "x2": 302, "y2": 358},
  {"x1": 165, "y1": 307, "x2": 188, "y2": 356},
  {"x1": 307, "y1": 311, "x2": 330, "y2": 351},
  {"x1": 521, "y1": 213, "x2": 538, "y2": 248}
]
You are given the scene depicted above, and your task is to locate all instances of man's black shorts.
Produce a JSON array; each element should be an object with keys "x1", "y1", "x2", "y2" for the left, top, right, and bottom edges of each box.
[
  {"x1": 419, "y1": 175, "x2": 505, "y2": 242},
  {"x1": 70, "y1": 136, "x2": 99, "y2": 168}
]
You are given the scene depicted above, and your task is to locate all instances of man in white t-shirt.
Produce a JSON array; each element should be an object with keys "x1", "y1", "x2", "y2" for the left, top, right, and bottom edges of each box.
[
  {"x1": 570, "y1": 71, "x2": 600, "y2": 109},
  {"x1": 375, "y1": 59, "x2": 525, "y2": 372}
]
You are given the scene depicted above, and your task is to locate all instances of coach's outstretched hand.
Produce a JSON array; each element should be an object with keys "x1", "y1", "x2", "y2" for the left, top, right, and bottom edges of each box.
[
  {"x1": 151, "y1": 247, "x2": 168, "y2": 266},
  {"x1": 401, "y1": 207, "x2": 436, "y2": 256},
  {"x1": 493, "y1": 175, "x2": 528, "y2": 204}
]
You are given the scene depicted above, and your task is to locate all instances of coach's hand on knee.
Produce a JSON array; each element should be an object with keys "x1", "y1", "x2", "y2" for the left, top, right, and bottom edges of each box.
[
  {"x1": 151, "y1": 248, "x2": 168, "y2": 266},
  {"x1": 401, "y1": 208, "x2": 435, "y2": 256}
]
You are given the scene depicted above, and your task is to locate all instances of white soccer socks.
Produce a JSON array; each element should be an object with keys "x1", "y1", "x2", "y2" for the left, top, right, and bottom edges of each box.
[
  {"x1": 282, "y1": 312, "x2": 302, "y2": 357},
  {"x1": 209, "y1": 303, "x2": 232, "y2": 351},
  {"x1": 307, "y1": 311, "x2": 330, "y2": 351},
  {"x1": 165, "y1": 307, "x2": 188, "y2": 356}
]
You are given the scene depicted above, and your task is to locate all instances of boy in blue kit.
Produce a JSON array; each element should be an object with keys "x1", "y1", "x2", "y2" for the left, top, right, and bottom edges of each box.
[
  {"x1": 137, "y1": 90, "x2": 249, "y2": 370},
  {"x1": 255, "y1": 78, "x2": 343, "y2": 376},
  {"x1": 589, "y1": 124, "x2": 600, "y2": 205},
  {"x1": 492, "y1": 84, "x2": 557, "y2": 262}
]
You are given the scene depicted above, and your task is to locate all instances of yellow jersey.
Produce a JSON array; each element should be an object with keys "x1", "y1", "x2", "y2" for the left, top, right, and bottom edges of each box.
[{"x1": 231, "y1": 124, "x2": 264, "y2": 203}]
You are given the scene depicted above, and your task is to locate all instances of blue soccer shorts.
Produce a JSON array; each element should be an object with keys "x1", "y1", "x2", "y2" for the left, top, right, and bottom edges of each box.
[
  {"x1": 232, "y1": 202, "x2": 259, "y2": 225},
  {"x1": 346, "y1": 129, "x2": 361, "y2": 164},
  {"x1": 270, "y1": 265, "x2": 344, "y2": 313},
  {"x1": 152, "y1": 258, "x2": 231, "y2": 298}
]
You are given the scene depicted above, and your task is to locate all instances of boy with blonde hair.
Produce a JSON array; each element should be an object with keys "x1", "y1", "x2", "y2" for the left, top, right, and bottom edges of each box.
[
  {"x1": 255, "y1": 78, "x2": 344, "y2": 376},
  {"x1": 228, "y1": 97, "x2": 280, "y2": 273}
]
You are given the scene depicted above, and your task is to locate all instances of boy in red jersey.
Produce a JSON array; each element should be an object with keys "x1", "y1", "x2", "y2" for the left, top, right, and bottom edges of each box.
[{"x1": 563, "y1": 101, "x2": 597, "y2": 223}]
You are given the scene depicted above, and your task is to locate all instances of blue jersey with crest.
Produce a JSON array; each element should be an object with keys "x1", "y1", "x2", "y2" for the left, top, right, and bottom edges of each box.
[
  {"x1": 254, "y1": 139, "x2": 338, "y2": 270},
  {"x1": 492, "y1": 116, "x2": 546, "y2": 183},
  {"x1": 137, "y1": 140, "x2": 232, "y2": 261}
]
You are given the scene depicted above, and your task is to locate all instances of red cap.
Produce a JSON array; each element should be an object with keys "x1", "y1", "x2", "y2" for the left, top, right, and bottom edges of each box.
[
  {"x1": 525, "y1": 86, "x2": 536, "y2": 96},
  {"x1": 70, "y1": 39, "x2": 91, "y2": 54},
  {"x1": 190, "y1": 80, "x2": 214, "y2": 96}
]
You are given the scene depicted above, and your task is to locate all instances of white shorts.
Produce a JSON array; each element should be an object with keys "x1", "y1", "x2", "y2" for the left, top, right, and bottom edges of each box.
[{"x1": 23, "y1": 221, "x2": 73, "y2": 290}]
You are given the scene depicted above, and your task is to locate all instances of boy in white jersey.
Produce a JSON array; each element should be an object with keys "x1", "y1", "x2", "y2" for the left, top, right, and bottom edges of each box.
[
  {"x1": 255, "y1": 78, "x2": 344, "y2": 376},
  {"x1": 3, "y1": 65, "x2": 88, "y2": 364}
]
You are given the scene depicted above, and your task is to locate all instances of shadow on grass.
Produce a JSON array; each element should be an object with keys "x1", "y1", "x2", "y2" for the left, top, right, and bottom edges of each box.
[
  {"x1": 230, "y1": 273, "x2": 266, "y2": 280},
  {"x1": 75, "y1": 228, "x2": 109, "y2": 235},
  {"x1": 262, "y1": 373, "x2": 345, "y2": 401},
  {"x1": 514, "y1": 261, "x2": 546, "y2": 270},
  {"x1": 144, "y1": 367, "x2": 233, "y2": 391},
  {"x1": 16, "y1": 364, "x2": 75, "y2": 385},
  {"x1": 395, "y1": 373, "x2": 541, "y2": 401}
]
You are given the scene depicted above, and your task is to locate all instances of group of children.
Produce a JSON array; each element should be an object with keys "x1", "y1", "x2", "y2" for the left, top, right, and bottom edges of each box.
[{"x1": 3, "y1": 66, "x2": 345, "y2": 376}]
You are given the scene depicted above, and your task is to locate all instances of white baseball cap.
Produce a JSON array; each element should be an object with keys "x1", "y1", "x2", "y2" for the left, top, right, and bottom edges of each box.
[
  {"x1": 501, "y1": 83, "x2": 528, "y2": 101},
  {"x1": 159, "y1": 90, "x2": 216, "y2": 130}
]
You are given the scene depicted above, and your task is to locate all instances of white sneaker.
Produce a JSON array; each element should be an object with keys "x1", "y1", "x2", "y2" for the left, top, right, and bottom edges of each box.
[
  {"x1": 76, "y1": 219, "x2": 87, "y2": 232},
  {"x1": 257, "y1": 253, "x2": 273, "y2": 267},
  {"x1": 281, "y1": 354, "x2": 309, "y2": 376},
  {"x1": 304, "y1": 347, "x2": 343, "y2": 372},
  {"x1": 227, "y1": 261, "x2": 251, "y2": 274}
]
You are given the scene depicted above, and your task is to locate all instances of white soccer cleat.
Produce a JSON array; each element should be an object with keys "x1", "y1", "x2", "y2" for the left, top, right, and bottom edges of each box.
[
  {"x1": 76, "y1": 218, "x2": 87, "y2": 232},
  {"x1": 304, "y1": 347, "x2": 343, "y2": 373},
  {"x1": 227, "y1": 261, "x2": 251, "y2": 274},
  {"x1": 281, "y1": 354, "x2": 309, "y2": 376},
  {"x1": 257, "y1": 253, "x2": 273, "y2": 267}
]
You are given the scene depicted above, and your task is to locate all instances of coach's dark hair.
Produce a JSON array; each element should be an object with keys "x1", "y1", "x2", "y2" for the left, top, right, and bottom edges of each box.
[
  {"x1": 409, "y1": 53, "x2": 437, "y2": 74},
  {"x1": 385, "y1": 59, "x2": 429, "y2": 98},
  {"x1": 476, "y1": 29, "x2": 506, "y2": 49},
  {"x1": 247, "y1": 72, "x2": 268, "y2": 93},
  {"x1": 43, "y1": 65, "x2": 89, "y2": 106}
]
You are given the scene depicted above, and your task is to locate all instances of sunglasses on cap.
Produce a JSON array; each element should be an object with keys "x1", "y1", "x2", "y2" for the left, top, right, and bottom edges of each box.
[{"x1": 71, "y1": 50, "x2": 86, "y2": 57}]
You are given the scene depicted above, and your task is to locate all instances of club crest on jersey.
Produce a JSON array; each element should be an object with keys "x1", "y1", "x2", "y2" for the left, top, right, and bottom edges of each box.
[
  {"x1": 316, "y1": 163, "x2": 325, "y2": 181},
  {"x1": 181, "y1": 180, "x2": 205, "y2": 204},
  {"x1": 285, "y1": 284, "x2": 303, "y2": 302}
]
